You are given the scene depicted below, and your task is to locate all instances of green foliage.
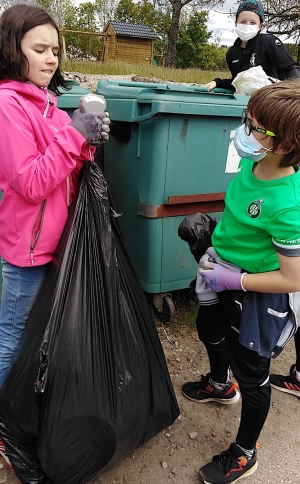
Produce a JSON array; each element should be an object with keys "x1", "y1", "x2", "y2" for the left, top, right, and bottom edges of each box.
[
  {"x1": 37, "y1": 0, "x2": 103, "y2": 58},
  {"x1": 37, "y1": 0, "x2": 77, "y2": 28},
  {"x1": 114, "y1": 0, "x2": 136, "y2": 22},
  {"x1": 196, "y1": 44, "x2": 229, "y2": 71},
  {"x1": 64, "y1": 2, "x2": 103, "y2": 58},
  {"x1": 75, "y1": 2, "x2": 99, "y2": 31},
  {"x1": 175, "y1": 12, "x2": 228, "y2": 70},
  {"x1": 283, "y1": 43, "x2": 298, "y2": 61},
  {"x1": 93, "y1": 0, "x2": 119, "y2": 30}
]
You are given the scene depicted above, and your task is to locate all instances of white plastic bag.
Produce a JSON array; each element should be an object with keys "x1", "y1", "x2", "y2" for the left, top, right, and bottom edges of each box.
[{"x1": 232, "y1": 66, "x2": 279, "y2": 95}]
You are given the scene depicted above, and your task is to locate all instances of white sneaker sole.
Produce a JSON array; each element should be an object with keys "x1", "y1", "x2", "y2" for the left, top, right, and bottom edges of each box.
[
  {"x1": 183, "y1": 390, "x2": 241, "y2": 405},
  {"x1": 270, "y1": 383, "x2": 300, "y2": 397}
]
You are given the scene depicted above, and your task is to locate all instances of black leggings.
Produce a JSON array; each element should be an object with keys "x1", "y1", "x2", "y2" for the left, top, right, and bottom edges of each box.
[{"x1": 196, "y1": 292, "x2": 271, "y2": 450}]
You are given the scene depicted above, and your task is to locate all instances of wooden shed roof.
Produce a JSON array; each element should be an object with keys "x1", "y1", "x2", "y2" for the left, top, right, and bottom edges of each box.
[{"x1": 107, "y1": 21, "x2": 160, "y2": 39}]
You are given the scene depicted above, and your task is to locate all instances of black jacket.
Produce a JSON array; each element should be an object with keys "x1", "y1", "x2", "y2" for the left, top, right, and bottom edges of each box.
[{"x1": 214, "y1": 33, "x2": 300, "y2": 91}]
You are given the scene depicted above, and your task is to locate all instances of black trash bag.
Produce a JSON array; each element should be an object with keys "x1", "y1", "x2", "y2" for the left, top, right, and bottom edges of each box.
[
  {"x1": 178, "y1": 212, "x2": 218, "y2": 263},
  {"x1": 0, "y1": 203, "x2": 77, "y2": 484},
  {"x1": 0, "y1": 161, "x2": 180, "y2": 484}
]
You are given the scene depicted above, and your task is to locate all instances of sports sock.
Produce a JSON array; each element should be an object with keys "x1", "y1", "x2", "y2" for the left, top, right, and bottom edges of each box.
[
  {"x1": 295, "y1": 369, "x2": 300, "y2": 382},
  {"x1": 209, "y1": 376, "x2": 230, "y2": 392},
  {"x1": 235, "y1": 442, "x2": 255, "y2": 461}
]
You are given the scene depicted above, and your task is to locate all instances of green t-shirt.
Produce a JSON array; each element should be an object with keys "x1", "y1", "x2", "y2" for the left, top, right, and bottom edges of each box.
[{"x1": 212, "y1": 158, "x2": 300, "y2": 273}]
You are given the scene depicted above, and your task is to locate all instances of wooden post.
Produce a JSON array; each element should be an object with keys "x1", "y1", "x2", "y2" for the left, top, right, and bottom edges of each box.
[{"x1": 61, "y1": 29, "x2": 67, "y2": 62}]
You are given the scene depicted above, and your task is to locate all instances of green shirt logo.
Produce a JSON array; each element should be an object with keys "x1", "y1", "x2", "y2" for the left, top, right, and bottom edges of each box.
[{"x1": 247, "y1": 199, "x2": 264, "y2": 218}]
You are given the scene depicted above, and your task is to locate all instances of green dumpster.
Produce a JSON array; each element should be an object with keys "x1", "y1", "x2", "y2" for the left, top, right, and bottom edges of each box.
[
  {"x1": 57, "y1": 79, "x2": 92, "y2": 115},
  {"x1": 96, "y1": 80, "x2": 249, "y2": 318}
]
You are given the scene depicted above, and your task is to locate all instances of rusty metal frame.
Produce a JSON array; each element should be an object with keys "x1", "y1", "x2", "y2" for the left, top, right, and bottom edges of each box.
[{"x1": 137, "y1": 192, "x2": 225, "y2": 218}]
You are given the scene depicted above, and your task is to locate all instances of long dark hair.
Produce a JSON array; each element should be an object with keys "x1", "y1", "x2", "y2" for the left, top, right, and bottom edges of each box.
[{"x1": 0, "y1": 4, "x2": 69, "y2": 95}]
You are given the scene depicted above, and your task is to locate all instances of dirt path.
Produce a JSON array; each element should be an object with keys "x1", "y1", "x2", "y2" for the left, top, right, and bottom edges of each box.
[{"x1": 1, "y1": 321, "x2": 299, "y2": 484}]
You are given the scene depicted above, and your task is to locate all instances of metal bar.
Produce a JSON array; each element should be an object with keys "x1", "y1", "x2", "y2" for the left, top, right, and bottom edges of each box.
[
  {"x1": 167, "y1": 192, "x2": 225, "y2": 205},
  {"x1": 137, "y1": 193, "x2": 225, "y2": 218}
]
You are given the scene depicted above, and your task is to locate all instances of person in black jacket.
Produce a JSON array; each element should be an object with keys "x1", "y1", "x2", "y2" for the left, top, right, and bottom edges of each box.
[{"x1": 205, "y1": 0, "x2": 300, "y2": 92}]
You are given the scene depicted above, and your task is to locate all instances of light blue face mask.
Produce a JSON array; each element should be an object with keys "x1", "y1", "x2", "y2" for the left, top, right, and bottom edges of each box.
[{"x1": 234, "y1": 125, "x2": 272, "y2": 161}]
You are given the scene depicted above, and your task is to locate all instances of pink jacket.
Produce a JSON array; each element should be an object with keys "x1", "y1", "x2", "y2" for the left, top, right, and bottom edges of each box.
[{"x1": 0, "y1": 79, "x2": 95, "y2": 267}]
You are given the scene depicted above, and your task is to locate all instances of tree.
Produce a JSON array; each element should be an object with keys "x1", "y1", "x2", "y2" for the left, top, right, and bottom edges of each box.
[
  {"x1": 266, "y1": 1, "x2": 300, "y2": 39},
  {"x1": 175, "y1": 11, "x2": 210, "y2": 67},
  {"x1": 135, "y1": 0, "x2": 172, "y2": 56},
  {"x1": 265, "y1": 1, "x2": 300, "y2": 64},
  {"x1": 94, "y1": 0, "x2": 120, "y2": 30},
  {"x1": 165, "y1": 0, "x2": 225, "y2": 68},
  {"x1": 0, "y1": 0, "x2": 78, "y2": 24},
  {"x1": 175, "y1": 11, "x2": 228, "y2": 69},
  {"x1": 0, "y1": 0, "x2": 9, "y2": 15},
  {"x1": 115, "y1": 0, "x2": 136, "y2": 22},
  {"x1": 37, "y1": 0, "x2": 77, "y2": 28},
  {"x1": 67, "y1": 2, "x2": 103, "y2": 58},
  {"x1": 75, "y1": 2, "x2": 99, "y2": 31}
]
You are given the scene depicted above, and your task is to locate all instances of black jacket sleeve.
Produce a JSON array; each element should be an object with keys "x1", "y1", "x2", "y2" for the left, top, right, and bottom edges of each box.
[
  {"x1": 213, "y1": 47, "x2": 235, "y2": 90},
  {"x1": 262, "y1": 35, "x2": 300, "y2": 80}
]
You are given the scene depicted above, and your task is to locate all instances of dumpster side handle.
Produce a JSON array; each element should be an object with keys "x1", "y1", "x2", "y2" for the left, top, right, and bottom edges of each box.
[{"x1": 130, "y1": 109, "x2": 157, "y2": 123}]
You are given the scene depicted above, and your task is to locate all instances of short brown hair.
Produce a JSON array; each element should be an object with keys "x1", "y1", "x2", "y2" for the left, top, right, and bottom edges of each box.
[
  {"x1": 0, "y1": 4, "x2": 68, "y2": 95},
  {"x1": 247, "y1": 79, "x2": 300, "y2": 167}
]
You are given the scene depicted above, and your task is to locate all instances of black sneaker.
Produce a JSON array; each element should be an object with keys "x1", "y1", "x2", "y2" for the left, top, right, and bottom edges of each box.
[
  {"x1": 270, "y1": 364, "x2": 300, "y2": 397},
  {"x1": 182, "y1": 373, "x2": 240, "y2": 404},
  {"x1": 199, "y1": 442, "x2": 257, "y2": 484}
]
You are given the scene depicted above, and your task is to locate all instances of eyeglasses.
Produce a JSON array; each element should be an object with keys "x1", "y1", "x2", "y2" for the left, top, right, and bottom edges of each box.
[{"x1": 242, "y1": 109, "x2": 276, "y2": 137}]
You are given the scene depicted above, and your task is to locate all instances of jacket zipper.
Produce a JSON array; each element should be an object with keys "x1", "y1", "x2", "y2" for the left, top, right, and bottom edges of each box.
[
  {"x1": 43, "y1": 88, "x2": 53, "y2": 118},
  {"x1": 30, "y1": 200, "x2": 47, "y2": 265},
  {"x1": 43, "y1": 89, "x2": 71, "y2": 206}
]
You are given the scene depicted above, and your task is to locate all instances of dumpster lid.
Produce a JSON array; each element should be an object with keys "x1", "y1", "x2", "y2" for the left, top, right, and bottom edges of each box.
[
  {"x1": 96, "y1": 79, "x2": 249, "y2": 122},
  {"x1": 96, "y1": 79, "x2": 249, "y2": 103}
]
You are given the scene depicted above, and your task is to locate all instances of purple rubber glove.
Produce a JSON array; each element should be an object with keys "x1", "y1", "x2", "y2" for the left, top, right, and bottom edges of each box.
[
  {"x1": 71, "y1": 109, "x2": 109, "y2": 144},
  {"x1": 100, "y1": 112, "x2": 110, "y2": 142},
  {"x1": 199, "y1": 263, "x2": 246, "y2": 292}
]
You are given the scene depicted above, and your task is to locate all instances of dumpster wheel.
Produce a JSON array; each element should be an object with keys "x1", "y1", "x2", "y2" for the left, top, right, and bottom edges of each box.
[{"x1": 152, "y1": 294, "x2": 176, "y2": 324}]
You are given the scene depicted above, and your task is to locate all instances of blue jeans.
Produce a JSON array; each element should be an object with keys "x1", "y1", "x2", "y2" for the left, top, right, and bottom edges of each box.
[{"x1": 0, "y1": 259, "x2": 47, "y2": 388}]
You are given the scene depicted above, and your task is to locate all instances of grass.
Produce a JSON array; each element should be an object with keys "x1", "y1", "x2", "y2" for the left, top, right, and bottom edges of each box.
[
  {"x1": 152, "y1": 289, "x2": 199, "y2": 335},
  {"x1": 62, "y1": 59, "x2": 230, "y2": 85},
  {"x1": 171, "y1": 290, "x2": 198, "y2": 331}
]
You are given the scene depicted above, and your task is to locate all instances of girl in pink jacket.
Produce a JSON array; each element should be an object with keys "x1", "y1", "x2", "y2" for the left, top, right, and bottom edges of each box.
[{"x1": 0, "y1": 4, "x2": 110, "y2": 465}]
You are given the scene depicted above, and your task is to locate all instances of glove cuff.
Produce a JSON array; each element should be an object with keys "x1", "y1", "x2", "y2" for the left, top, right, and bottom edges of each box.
[{"x1": 240, "y1": 273, "x2": 247, "y2": 292}]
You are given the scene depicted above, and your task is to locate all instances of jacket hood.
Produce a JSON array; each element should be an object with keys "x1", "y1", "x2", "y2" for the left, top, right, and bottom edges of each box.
[{"x1": 0, "y1": 79, "x2": 57, "y2": 114}]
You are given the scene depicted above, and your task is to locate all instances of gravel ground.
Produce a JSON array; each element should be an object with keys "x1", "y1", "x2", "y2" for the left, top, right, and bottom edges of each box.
[{"x1": 1, "y1": 321, "x2": 299, "y2": 484}]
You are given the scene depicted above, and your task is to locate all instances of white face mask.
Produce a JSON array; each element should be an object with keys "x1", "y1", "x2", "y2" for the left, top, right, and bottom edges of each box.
[
  {"x1": 235, "y1": 24, "x2": 259, "y2": 42},
  {"x1": 234, "y1": 125, "x2": 272, "y2": 161}
]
